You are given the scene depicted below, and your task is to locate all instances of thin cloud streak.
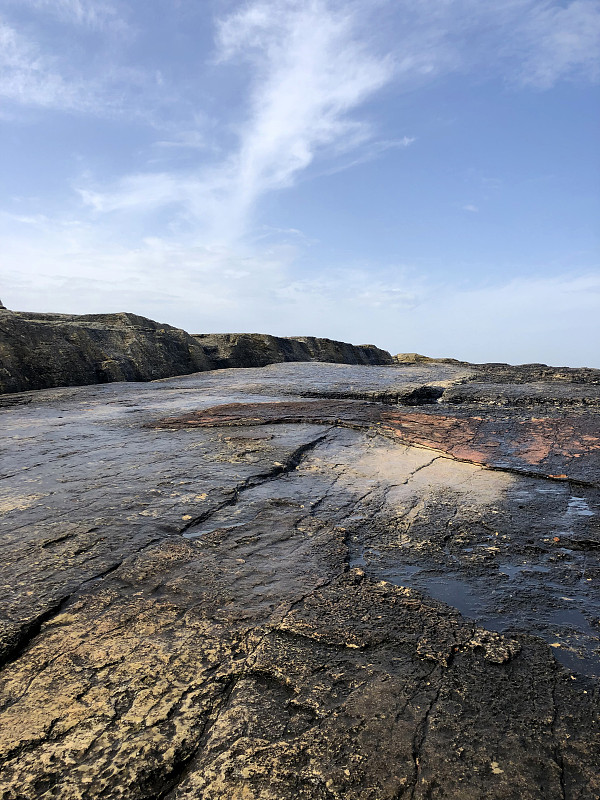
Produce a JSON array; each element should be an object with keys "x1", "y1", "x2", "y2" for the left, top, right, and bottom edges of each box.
[
  {"x1": 80, "y1": 0, "x2": 396, "y2": 243},
  {"x1": 74, "y1": 0, "x2": 600, "y2": 243},
  {"x1": 213, "y1": 0, "x2": 393, "y2": 235}
]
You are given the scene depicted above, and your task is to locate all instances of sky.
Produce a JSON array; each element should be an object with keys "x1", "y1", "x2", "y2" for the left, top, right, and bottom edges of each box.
[{"x1": 0, "y1": 0, "x2": 599, "y2": 366}]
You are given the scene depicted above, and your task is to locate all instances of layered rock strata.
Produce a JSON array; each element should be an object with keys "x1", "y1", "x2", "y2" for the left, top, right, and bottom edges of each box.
[{"x1": 0, "y1": 310, "x2": 392, "y2": 394}]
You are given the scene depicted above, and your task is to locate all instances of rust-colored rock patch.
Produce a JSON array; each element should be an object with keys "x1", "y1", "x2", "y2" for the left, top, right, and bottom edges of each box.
[{"x1": 151, "y1": 400, "x2": 600, "y2": 485}]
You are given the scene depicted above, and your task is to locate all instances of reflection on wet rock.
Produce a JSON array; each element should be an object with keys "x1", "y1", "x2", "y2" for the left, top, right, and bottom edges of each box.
[{"x1": 1, "y1": 361, "x2": 599, "y2": 799}]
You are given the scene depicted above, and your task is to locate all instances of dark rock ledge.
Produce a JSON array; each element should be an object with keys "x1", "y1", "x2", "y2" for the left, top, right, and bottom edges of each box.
[{"x1": 0, "y1": 309, "x2": 392, "y2": 394}]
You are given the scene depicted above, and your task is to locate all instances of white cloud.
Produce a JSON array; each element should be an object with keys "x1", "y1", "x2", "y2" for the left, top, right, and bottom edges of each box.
[
  {"x1": 0, "y1": 2, "x2": 139, "y2": 113},
  {"x1": 2, "y1": 217, "x2": 599, "y2": 366},
  {"x1": 79, "y1": 0, "x2": 396, "y2": 242},
  {"x1": 212, "y1": 0, "x2": 395, "y2": 231},
  {"x1": 514, "y1": 0, "x2": 600, "y2": 87},
  {"x1": 0, "y1": 19, "x2": 83, "y2": 109},
  {"x1": 382, "y1": 0, "x2": 600, "y2": 88},
  {"x1": 0, "y1": 14, "x2": 142, "y2": 114},
  {"x1": 73, "y1": 0, "x2": 600, "y2": 243}
]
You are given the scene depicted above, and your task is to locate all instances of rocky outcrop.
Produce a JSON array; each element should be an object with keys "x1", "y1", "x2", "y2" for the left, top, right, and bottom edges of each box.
[
  {"x1": 1, "y1": 360, "x2": 599, "y2": 799},
  {"x1": 394, "y1": 352, "x2": 600, "y2": 384},
  {"x1": 394, "y1": 352, "x2": 465, "y2": 365},
  {"x1": 0, "y1": 311, "x2": 393, "y2": 394},
  {"x1": 193, "y1": 332, "x2": 392, "y2": 369},
  {"x1": 0, "y1": 311, "x2": 214, "y2": 394}
]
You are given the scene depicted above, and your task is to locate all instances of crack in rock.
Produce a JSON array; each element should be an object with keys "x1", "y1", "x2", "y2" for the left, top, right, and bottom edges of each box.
[{"x1": 179, "y1": 431, "x2": 331, "y2": 537}]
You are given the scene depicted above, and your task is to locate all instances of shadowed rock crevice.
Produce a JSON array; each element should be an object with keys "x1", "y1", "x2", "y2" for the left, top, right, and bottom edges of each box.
[
  {"x1": 180, "y1": 430, "x2": 332, "y2": 535},
  {"x1": 292, "y1": 385, "x2": 446, "y2": 406},
  {"x1": 407, "y1": 675, "x2": 443, "y2": 800}
]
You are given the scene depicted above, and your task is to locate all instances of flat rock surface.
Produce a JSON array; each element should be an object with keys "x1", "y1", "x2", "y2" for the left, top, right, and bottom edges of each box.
[{"x1": 1, "y1": 362, "x2": 599, "y2": 799}]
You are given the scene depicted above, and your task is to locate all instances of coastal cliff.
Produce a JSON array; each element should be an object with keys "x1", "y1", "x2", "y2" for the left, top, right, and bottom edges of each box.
[{"x1": 0, "y1": 309, "x2": 392, "y2": 394}]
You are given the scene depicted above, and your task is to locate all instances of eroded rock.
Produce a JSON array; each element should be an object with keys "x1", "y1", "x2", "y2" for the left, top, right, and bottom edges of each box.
[
  {"x1": 0, "y1": 313, "x2": 393, "y2": 394},
  {"x1": 0, "y1": 361, "x2": 599, "y2": 799}
]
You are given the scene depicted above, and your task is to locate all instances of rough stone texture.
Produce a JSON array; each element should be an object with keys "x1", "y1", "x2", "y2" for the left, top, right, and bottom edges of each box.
[
  {"x1": 0, "y1": 311, "x2": 392, "y2": 394},
  {"x1": 394, "y1": 353, "x2": 465, "y2": 365},
  {"x1": 192, "y1": 333, "x2": 392, "y2": 369},
  {"x1": 152, "y1": 398, "x2": 600, "y2": 485},
  {"x1": 0, "y1": 311, "x2": 213, "y2": 394},
  {"x1": 1, "y1": 360, "x2": 599, "y2": 799}
]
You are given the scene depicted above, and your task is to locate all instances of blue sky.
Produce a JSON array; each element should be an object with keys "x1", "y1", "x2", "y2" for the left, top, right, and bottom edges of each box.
[{"x1": 1, "y1": 0, "x2": 599, "y2": 365}]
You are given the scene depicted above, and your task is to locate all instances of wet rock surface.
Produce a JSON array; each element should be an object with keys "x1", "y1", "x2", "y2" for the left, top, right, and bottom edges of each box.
[{"x1": 1, "y1": 361, "x2": 599, "y2": 799}]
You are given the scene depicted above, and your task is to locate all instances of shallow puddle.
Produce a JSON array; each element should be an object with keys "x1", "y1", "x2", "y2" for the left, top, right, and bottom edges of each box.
[
  {"x1": 498, "y1": 563, "x2": 551, "y2": 579},
  {"x1": 355, "y1": 547, "x2": 600, "y2": 678},
  {"x1": 566, "y1": 496, "x2": 595, "y2": 517}
]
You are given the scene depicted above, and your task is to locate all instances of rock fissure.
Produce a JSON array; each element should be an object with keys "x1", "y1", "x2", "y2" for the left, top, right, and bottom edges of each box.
[
  {"x1": 0, "y1": 536, "x2": 167, "y2": 674},
  {"x1": 153, "y1": 401, "x2": 600, "y2": 489},
  {"x1": 146, "y1": 675, "x2": 241, "y2": 800},
  {"x1": 0, "y1": 594, "x2": 74, "y2": 672},
  {"x1": 179, "y1": 430, "x2": 332, "y2": 537},
  {"x1": 407, "y1": 676, "x2": 443, "y2": 800},
  {"x1": 550, "y1": 671, "x2": 567, "y2": 800}
]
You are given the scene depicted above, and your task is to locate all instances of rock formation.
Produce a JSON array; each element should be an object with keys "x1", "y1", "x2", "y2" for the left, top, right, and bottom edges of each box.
[
  {"x1": 0, "y1": 311, "x2": 392, "y2": 394},
  {"x1": 193, "y1": 333, "x2": 392, "y2": 369},
  {"x1": 1, "y1": 352, "x2": 599, "y2": 799},
  {"x1": 394, "y1": 352, "x2": 464, "y2": 364}
]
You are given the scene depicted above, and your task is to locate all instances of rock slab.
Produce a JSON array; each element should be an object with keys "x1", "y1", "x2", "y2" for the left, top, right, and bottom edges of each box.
[{"x1": 1, "y1": 359, "x2": 599, "y2": 798}]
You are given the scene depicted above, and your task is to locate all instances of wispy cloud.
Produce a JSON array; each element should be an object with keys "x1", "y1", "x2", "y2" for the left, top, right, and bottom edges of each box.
[
  {"x1": 214, "y1": 0, "x2": 395, "y2": 234},
  {"x1": 2, "y1": 213, "x2": 599, "y2": 365},
  {"x1": 74, "y1": 0, "x2": 600, "y2": 240},
  {"x1": 378, "y1": 0, "x2": 600, "y2": 88},
  {"x1": 513, "y1": 0, "x2": 600, "y2": 87},
  {"x1": 79, "y1": 0, "x2": 396, "y2": 242},
  {"x1": 0, "y1": 19, "x2": 83, "y2": 109},
  {"x1": 0, "y1": 2, "x2": 136, "y2": 113}
]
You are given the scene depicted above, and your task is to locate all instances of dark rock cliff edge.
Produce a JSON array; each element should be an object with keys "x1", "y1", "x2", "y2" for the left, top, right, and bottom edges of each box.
[
  {"x1": 0, "y1": 309, "x2": 392, "y2": 394},
  {"x1": 1, "y1": 312, "x2": 599, "y2": 799}
]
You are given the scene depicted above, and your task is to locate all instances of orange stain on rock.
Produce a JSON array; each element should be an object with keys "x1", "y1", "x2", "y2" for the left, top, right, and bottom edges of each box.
[{"x1": 151, "y1": 400, "x2": 599, "y2": 482}]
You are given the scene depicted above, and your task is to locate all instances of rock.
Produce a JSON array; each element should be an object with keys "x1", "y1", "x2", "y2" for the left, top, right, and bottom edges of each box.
[
  {"x1": 0, "y1": 311, "x2": 214, "y2": 394},
  {"x1": 394, "y1": 352, "x2": 465, "y2": 365},
  {"x1": 0, "y1": 312, "x2": 393, "y2": 394},
  {"x1": 193, "y1": 332, "x2": 392, "y2": 369},
  {"x1": 1, "y1": 358, "x2": 599, "y2": 798}
]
